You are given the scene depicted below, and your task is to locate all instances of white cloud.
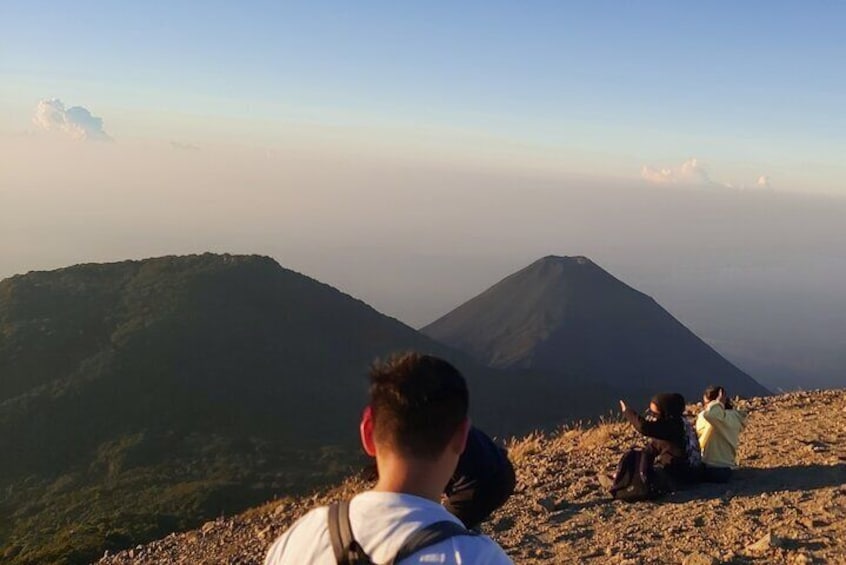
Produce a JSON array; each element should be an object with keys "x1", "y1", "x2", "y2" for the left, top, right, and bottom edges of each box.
[
  {"x1": 641, "y1": 158, "x2": 772, "y2": 190},
  {"x1": 32, "y1": 99, "x2": 112, "y2": 141},
  {"x1": 640, "y1": 165, "x2": 675, "y2": 184},
  {"x1": 641, "y1": 157, "x2": 711, "y2": 185}
]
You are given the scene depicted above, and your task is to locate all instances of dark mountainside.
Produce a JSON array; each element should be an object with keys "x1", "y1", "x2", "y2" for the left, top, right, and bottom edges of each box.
[
  {"x1": 0, "y1": 254, "x2": 450, "y2": 564},
  {"x1": 423, "y1": 256, "x2": 769, "y2": 401},
  {"x1": 0, "y1": 254, "x2": 619, "y2": 564}
]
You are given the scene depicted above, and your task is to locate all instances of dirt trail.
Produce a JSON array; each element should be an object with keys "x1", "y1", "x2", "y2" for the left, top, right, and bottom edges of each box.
[{"x1": 99, "y1": 389, "x2": 846, "y2": 564}]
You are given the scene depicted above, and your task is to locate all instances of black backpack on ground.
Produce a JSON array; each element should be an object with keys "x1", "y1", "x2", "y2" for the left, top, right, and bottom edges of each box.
[
  {"x1": 327, "y1": 500, "x2": 477, "y2": 565},
  {"x1": 610, "y1": 448, "x2": 657, "y2": 502}
]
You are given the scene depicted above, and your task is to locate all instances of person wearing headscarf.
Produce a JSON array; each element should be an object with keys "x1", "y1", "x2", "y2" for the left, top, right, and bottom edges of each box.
[
  {"x1": 619, "y1": 393, "x2": 698, "y2": 486},
  {"x1": 696, "y1": 385, "x2": 747, "y2": 482}
]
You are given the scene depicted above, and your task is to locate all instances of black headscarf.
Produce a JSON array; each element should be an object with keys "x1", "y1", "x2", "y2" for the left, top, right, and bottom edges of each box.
[
  {"x1": 645, "y1": 392, "x2": 688, "y2": 454},
  {"x1": 651, "y1": 392, "x2": 685, "y2": 419}
]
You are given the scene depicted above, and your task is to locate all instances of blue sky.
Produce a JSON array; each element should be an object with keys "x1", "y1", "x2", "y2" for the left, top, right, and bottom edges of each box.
[{"x1": 2, "y1": 1, "x2": 845, "y2": 191}]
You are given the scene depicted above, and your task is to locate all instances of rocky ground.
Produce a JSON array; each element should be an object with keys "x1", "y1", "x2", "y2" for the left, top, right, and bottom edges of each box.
[{"x1": 98, "y1": 389, "x2": 846, "y2": 564}]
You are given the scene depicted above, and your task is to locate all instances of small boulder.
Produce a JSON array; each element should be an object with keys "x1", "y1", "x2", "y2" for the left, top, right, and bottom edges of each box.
[
  {"x1": 682, "y1": 552, "x2": 718, "y2": 565},
  {"x1": 746, "y1": 532, "x2": 783, "y2": 553}
]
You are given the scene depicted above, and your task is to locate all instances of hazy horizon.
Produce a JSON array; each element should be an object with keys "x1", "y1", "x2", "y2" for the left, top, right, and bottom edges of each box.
[{"x1": 3, "y1": 136, "x2": 845, "y2": 391}]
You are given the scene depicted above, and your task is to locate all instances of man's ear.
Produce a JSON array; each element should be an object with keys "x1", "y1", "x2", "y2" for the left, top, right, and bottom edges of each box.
[
  {"x1": 360, "y1": 406, "x2": 377, "y2": 457},
  {"x1": 451, "y1": 417, "x2": 471, "y2": 455}
]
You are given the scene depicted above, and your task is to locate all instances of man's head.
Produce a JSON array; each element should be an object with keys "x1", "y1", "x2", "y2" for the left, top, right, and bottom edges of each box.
[{"x1": 360, "y1": 352, "x2": 469, "y2": 463}]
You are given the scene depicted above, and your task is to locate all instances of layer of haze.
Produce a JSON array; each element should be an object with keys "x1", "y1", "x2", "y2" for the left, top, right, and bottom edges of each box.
[{"x1": 2, "y1": 135, "x2": 844, "y2": 391}]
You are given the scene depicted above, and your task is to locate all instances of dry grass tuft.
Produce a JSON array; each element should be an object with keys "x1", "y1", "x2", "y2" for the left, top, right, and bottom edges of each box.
[
  {"x1": 505, "y1": 431, "x2": 546, "y2": 465},
  {"x1": 576, "y1": 422, "x2": 616, "y2": 451},
  {"x1": 547, "y1": 422, "x2": 587, "y2": 452}
]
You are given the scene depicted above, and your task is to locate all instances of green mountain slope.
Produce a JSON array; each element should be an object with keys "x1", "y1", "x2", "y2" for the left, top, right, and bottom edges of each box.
[{"x1": 0, "y1": 254, "x2": 454, "y2": 563}]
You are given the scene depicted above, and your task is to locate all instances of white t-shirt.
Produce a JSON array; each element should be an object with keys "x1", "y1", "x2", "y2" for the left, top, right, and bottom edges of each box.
[{"x1": 264, "y1": 491, "x2": 513, "y2": 565}]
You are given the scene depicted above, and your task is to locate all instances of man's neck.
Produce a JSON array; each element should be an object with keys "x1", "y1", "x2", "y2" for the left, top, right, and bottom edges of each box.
[{"x1": 371, "y1": 455, "x2": 448, "y2": 502}]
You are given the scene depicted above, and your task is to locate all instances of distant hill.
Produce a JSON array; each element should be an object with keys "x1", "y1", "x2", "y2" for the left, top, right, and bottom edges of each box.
[
  {"x1": 423, "y1": 255, "x2": 769, "y2": 400},
  {"x1": 0, "y1": 254, "x2": 619, "y2": 564}
]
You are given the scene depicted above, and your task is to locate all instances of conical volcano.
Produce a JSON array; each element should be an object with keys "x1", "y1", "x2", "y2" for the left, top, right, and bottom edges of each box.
[{"x1": 423, "y1": 255, "x2": 768, "y2": 399}]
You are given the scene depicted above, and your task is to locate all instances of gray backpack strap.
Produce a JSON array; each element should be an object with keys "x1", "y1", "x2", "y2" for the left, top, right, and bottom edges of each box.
[
  {"x1": 328, "y1": 501, "x2": 370, "y2": 564},
  {"x1": 328, "y1": 501, "x2": 350, "y2": 564},
  {"x1": 388, "y1": 520, "x2": 476, "y2": 565}
]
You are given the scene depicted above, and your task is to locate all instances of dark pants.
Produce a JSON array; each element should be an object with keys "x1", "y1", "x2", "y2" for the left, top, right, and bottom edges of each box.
[
  {"x1": 444, "y1": 463, "x2": 516, "y2": 529},
  {"x1": 702, "y1": 465, "x2": 733, "y2": 483}
]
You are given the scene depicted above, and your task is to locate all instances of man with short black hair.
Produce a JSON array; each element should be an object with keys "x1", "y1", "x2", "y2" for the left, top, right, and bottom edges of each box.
[{"x1": 264, "y1": 352, "x2": 512, "y2": 564}]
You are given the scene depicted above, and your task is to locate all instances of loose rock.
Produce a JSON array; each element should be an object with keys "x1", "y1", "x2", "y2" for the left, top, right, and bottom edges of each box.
[
  {"x1": 746, "y1": 532, "x2": 783, "y2": 553},
  {"x1": 682, "y1": 552, "x2": 718, "y2": 565}
]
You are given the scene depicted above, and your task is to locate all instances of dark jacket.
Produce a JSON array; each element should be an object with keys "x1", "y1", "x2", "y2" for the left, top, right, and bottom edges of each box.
[
  {"x1": 623, "y1": 393, "x2": 691, "y2": 479},
  {"x1": 446, "y1": 426, "x2": 514, "y2": 495},
  {"x1": 366, "y1": 427, "x2": 514, "y2": 495},
  {"x1": 443, "y1": 427, "x2": 515, "y2": 529}
]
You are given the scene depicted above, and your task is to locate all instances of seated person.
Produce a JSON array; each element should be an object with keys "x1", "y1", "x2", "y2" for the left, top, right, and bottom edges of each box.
[
  {"x1": 445, "y1": 426, "x2": 516, "y2": 530},
  {"x1": 264, "y1": 352, "x2": 512, "y2": 564},
  {"x1": 363, "y1": 426, "x2": 516, "y2": 530},
  {"x1": 600, "y1": 393, "x2": 698, "y2": 496},
  {"x1": 696, "y1": 385, "x2": 747, "y2": 482}
]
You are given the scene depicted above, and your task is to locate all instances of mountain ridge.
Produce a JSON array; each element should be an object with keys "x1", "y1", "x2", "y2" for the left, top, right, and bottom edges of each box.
[{"x1": 423, "y1": 255, "x2": 769, "y2": 400}]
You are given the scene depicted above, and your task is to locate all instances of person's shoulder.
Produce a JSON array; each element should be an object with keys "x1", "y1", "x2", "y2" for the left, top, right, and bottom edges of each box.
[
  {"x1": 285, "y1": 504, "x2": 330, "y2": 535},
  {"x1": 264, "y1": 506, "x2": 331, "y2": 565},
  {"x1": 730, "y1": 408, "x2": 748, "y2": 421},
  {"x1": 461, "y1": 534, "x2": 513, "y2": 563},
  {"x1": 702, "y1": 400, "x2": 726, "y2": 416},
  {"x1": 462, "y1": 427, "x2": 493, "y2": 454},
  {"x1": 403, "y1": 533, "x2": 513, "y2": 565}
]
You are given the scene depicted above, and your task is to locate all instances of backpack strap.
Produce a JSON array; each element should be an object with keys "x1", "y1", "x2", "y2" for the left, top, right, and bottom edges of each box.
[
  {"x1": 328, "y1": 500, "x2": 370, "y2": 564},
  {"x1": 387, "y1": 520, "x2": 476, "y2": 565}
]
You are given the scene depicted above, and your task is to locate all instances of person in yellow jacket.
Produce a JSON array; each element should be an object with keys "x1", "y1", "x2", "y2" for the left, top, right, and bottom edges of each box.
[{"x1": 696, "y1": 385, "x2": 747, "y2": 483}]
